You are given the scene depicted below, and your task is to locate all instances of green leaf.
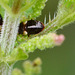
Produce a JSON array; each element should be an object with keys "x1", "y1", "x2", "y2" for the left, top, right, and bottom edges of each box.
[
  {"x1": 57, "y1": 0, "x2": 75, "y2": 26},
  {"x1": 39, "y1": 0, "x2": 75, "y2": 34},
  {"x1": 0, "y1": 0, "x2": 11, "y2": 16},
  {"x1": 4, "y1": 0, "x2": 9, "y2": 3},
  {"x1": 15, "y1": 35, "x2": 28, "y2": 47},
  {"x1": 0, "y1": 6, "x2": 4, "y2": 17},
  {"x1": 12, "y1": 68, "x2": 24, "y2": 75},
  {"x1": 20, "y1": 0, "x2": 47, "y2": 21},
  {"x1": 15, "y1": 33, "x2": 55, "y2": 53},
  {"x1": 6, "y1": 48, "x2": 28, "y2": 63},
  {"x1": 28, "y1": 0, "x2": 47, "y2": 19},
  {"x1": 8, "y1": 0, "x2": 14, "y2": 7}
]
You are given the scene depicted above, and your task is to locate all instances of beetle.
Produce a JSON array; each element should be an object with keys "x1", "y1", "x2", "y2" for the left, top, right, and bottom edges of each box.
[
  {"x1": 24, "y1": 20, "x2": 45, "y2": 36},
  {"x1": 18, "y1": 20, "x2": 45, "y2": 36}
]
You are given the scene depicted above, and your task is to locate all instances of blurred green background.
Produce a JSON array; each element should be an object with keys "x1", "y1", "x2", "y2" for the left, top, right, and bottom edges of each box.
[{"x1": 14, "y1": 0, "x2": 75, "y2": 75}]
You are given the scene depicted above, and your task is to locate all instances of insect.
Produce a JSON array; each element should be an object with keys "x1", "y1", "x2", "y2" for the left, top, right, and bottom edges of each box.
[
  {"x1": 19, "y1": 20, "x2": 45, "y2": 36},
  {"x1": 25, "y1": 20, "x2": 45, "y2": 36}
]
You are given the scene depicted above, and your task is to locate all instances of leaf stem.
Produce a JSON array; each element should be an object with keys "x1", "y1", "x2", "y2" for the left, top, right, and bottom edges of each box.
[
  {"x1": 18, "y1": 0, "x2": 38, "y2": 14},
  {"x1": 0, "y1": 0, "x2": 12, "y2": 15},
  {"x1": 0, "y1": 62, "x2": 13, "y2": 75},
  {"x1": 0, "y1": 12, "x2": 21, "y2": 55},
  {"x1": 12, "y1": 0, "x2": 22, "y2": 14}
]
